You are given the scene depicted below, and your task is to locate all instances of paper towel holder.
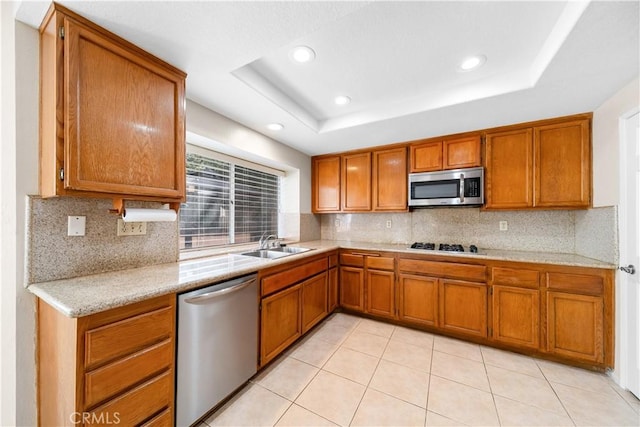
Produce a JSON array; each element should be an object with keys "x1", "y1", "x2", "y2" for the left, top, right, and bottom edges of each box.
[{"x1": 108, "y1": 198, "x2": 181, "y2": 215}]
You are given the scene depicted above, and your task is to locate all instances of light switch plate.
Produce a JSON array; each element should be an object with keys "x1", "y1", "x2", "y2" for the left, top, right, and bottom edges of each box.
[
  {"x1": 499, "y1": 220, "x2": 508, "y2": 231},
  {"x1": 117, "y1": 219, "x2": 147, "y2": 236},
  {"x1": 67, "y1": 216, "x2": 86, "y2": 236}
]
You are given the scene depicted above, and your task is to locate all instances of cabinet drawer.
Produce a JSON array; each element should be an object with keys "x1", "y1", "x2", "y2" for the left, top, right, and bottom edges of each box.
[
  {"x1": 340, "y1": 253, "x2": 365, "y2": 267},
  {"x1": 85, "y1": 306, "x2": 173, "y2": 370},
  {"x1": 366, "y1": 256, "x2": 395, "y2": 271},
  {"x1": 546, "y1": 272, "x2": 603, "y2": 295},
  {"x1": 139, "y1": 408, "x2": 172, "y2": 427},
  {"x1": 399, "y1": 259, "x2": 486, "y2": 282},
  {"x1": 491, "y1": 267, "x2": 540, "y2": 289},
  {"x1": 328, "y1": 253, "x2": 338, "y2": 268},
  {"x1": 86, "y1": 370, "x2": 172, "y2": 427},
  {"x1": 261, "y1": 258, "x2": 328, "y2": 296},
  {"x1": 84, "y1": 339, "x2": 172, "y2": 408}
]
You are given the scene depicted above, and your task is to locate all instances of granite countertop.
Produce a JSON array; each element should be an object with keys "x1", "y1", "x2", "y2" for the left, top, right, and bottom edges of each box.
[{"x1": 27, "y1": 240, "x2": 615, "y2": 318}]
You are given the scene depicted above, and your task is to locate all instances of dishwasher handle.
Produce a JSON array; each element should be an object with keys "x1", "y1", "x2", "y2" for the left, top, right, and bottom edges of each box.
[{"x1": 184, "y1": 277, "x2": 257, "y2": 305}]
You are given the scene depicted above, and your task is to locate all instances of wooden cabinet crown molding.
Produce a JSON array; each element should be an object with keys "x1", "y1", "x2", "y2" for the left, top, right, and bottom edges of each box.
[{"x1": 39, "y1": 3, "x2": 187, "y2": 206}]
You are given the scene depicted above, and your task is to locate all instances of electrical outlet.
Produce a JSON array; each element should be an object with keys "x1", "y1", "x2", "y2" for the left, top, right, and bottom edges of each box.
[
  {"x1": 334, "y1": 219, "x2": 341, "y2": 228},
  {"x1": 117, "y1": 219, "x2": 147, "y2": 236},
  {"x1": 499, "y1": 220, "x2": 508, "y2": 231},
  {"x1": 67, "y1": 216, "x2": 86, "y2": 236},
  {"x1": 386, "y1": 220, "x2": 392, "y2": 229}
]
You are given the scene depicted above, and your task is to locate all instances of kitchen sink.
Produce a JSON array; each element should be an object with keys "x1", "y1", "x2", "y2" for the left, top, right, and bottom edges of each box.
[{"x1": 239, "y1": 246, "x2": 312, "y2": 259}]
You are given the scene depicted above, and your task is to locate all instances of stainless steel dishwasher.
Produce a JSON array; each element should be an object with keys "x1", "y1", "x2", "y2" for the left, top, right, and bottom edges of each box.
[{"x1": 176, "y1": 274, "x2": 258, "y2": 427}]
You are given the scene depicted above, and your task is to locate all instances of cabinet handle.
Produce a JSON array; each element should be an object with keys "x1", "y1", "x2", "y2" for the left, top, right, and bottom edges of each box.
[{"x1": 350, "y1": 252, "x2": 379, "y2": 257}]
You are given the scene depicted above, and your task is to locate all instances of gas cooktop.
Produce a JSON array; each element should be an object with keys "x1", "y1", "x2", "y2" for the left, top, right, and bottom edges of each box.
[{"x1": 410, "y1": 242, "x2": 479, "y2": 253}]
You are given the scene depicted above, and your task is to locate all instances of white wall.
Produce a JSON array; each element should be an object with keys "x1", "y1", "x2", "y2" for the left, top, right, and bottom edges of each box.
[
  {"x1": 1, "y1": 4, "x2": 38, "y2": 426},
  {"x1": 186, "y1": 100, "x2": 312, "y2": 214},
  {"x1": 592, "y1": 77, "x2": 640, "y2": 207}
]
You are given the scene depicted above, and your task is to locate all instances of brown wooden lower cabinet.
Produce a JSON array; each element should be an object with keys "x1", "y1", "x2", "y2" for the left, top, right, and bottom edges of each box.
[
  {"x1": 302, "y1": 272, "x2": 328, "y2": 333},
  {"x1": 261, "y1": 284, "x2": 302, "y2": 364},
  {"x1": 366, "y1": 269, "x2": 395, "y2": 318},
  {"x1": 340, "y1": 266, "x2": 365, "y2": 311},
  {"x1": 491, "y1": 285, "x2": 540, "y2": 349},
  {"x1": 547, "y1": 291, "x2": 604, "y2": 364},
  {"x1": 328, "y1": 267, "x2": 338, "y2": 311},
  {"x1": 398, "y1": 273, "x2": 438, "y2": 327},
  {"x1": 38, "y1": 294, "x2": 176, "y2": 427},
  {"x1": 439, "y1": 279, "x2": 488, "y2": 338}
]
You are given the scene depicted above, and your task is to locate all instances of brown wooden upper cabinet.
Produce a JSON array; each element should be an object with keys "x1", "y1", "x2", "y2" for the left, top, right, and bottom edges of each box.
[
  {"x1": 342, "y1": 152, "x2": 372, "y2": 211},
  {"x1": 312, "y1": 147, "x2": 408, "y2": 213},
  {"x1": 312, "y1": 156, "x2": 341, "y2": 212},
  {"x1": 485, "y1": 116, "x2": 591, "y2": 210},
  {"x1": 39, "y1": 4, "x2": 186, "y2": 204},
  {"x1": 410, "y1": 135, "x2": 481, "y2": 172},
  {"x1": 372, "y1": 146, "x2": 408, "y2": 211}
]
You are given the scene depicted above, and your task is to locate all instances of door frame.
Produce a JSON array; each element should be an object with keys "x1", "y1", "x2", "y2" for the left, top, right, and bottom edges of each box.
[{"x1": 617, "y1": 105, "x2": 639, "y2": 394}]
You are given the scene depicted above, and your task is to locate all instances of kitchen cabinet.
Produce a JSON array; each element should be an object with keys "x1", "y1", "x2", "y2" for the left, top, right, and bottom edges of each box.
[
  {"x1": 410, "y1": 135, "x2": 481, "y2": 172},
  {"x1": 39, "y1": 3, "x2": 186, "y2": 206},
  {"x1": 261, "y1": 284, "x2": 302, "y2": 365},
  {"x1": 372, "y1": 147, "x2": 408, "y2": 211},
  {"x1": 545, "y1": 271, "x2": 608, "y2": 364},
  {"x1": 398, "y1": 274, "x2": 438, "y2": 327},
  {"x1": 38, "y1": 294, "x2": 176, "y2": 427},
  {"x1": 259, "y1": 254, "x2": 331, "y2": 366},
  {"x1": 485, "y1": 115, "x2": 591, "y2": 210},
  {"x1": 490, "y1": 267, "x2": 541, "y2": 349},
  {"x1": 312, "y1": 156, "x2": 341, "y2": 212},
  {"x1": 342, "y1": 152, "x2": 372, "y2": 211},
  {"x1": 339, "y1": 251, "x2": 396, "y2": 316},
  {"x1": 328, "y1": 253, "x2": 339, "y2": 312},
  {"x1": 398, "y1": 258, "x2": 488, "y2": 338}
]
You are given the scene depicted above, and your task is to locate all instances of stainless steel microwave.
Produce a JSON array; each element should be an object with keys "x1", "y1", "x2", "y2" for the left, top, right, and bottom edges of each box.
[{"x1": 408, "y1": 167, "x2": 484, "y2": 207}]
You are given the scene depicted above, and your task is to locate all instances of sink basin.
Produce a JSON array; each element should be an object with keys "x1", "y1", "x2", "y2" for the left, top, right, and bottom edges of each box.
[
  {"x1": 239, "y1": 246, "x2": 312, "y2": 259},
  {"x1": 268, "y1": 246, "x2": 311, "y2": 254}
]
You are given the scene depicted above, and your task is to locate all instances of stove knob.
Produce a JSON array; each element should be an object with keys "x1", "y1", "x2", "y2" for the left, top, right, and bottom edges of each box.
[{"x1": 469, "y1": 245, "x2": 478, "y2": 253}]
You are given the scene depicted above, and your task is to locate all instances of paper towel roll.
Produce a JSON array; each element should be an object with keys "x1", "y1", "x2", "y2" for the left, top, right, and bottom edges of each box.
[{"x1": 122, "y1": 208, "x2": 177, "y2": 222}]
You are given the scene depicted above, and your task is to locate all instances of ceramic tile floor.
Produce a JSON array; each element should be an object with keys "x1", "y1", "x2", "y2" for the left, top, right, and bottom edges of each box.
[{"x1": 199, "y1": 313, "x2": 640, "y2": 427}]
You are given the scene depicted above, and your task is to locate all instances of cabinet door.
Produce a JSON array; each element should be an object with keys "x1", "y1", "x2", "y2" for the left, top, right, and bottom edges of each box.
[
  {"x1": 301, "y1": 273, "x2": 328, "y2": 333},
  {"x1": 492, "y1": 285, "x2": 540, "y2": 349},
  {"x1": 485, "y1": 128, "x2": 533, "y2": 209},
  {"x1": 443, "y1": 136, "x2": 481, "y2": 170},
  {"x1": 410, "y1": 141, "x2": 443, "y2": 172},
  {"x1": 64, "y1": 18, "x2": 185, "y2": 199},
  {"x1": 547, "y1": 291, "x2": 603, "y2": 363},
  {"x1": 534, "y1": 120, "x2": 590, "y2": 208},
  {"x1": 366, "y1": 269, "x2": 396, "y2": 319},
  {"x1": 373, "y1": 147, "x2": 407, "y2": 211},
  {"x1": 312, "y1": 156, "x2": 341, "y2": 212},
  {"x1": 342, "y1": 152, "x2": 372, "y2": 211},
  {"x1": 398, "y1": 274, "x2": 438, "y2": 327},
  {"x1": 328, "y1": 267, "x2": 338, "y2": 312},
  {"x1": 340, "y1": 266, "x2": 364, "y2": 312},
  {"x1": 260, "y1": 285, "x2": 302, "y2": 365},
  {"x1": 439, "y1": 279, "x2": 487, "y2": 337}
]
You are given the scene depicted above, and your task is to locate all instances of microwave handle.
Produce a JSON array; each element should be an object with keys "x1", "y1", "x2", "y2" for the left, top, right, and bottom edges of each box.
[{"x1": 459, "y1": 174, "x2": 465, "y2": 202}]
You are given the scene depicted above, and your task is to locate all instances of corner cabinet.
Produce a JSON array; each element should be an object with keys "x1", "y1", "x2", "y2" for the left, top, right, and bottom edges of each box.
[
  {"x1": 485, "y1": 115, "x2": 591, "y2": 210},
  {"x1": 40, "y1": 4, "x2": 186, "y2": 204},
  {"x1": 38, "y1": 294, "x2": 176, "y2": 427}
]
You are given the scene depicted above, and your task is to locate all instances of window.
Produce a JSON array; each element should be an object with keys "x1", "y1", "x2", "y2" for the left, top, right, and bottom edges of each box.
[{"x1": 180, "y1": 148, "x2": 281, "y2": 250}]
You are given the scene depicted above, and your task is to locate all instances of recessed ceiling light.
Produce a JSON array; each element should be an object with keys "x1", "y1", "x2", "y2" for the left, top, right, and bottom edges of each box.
[
  {"x1": 289, "y1": 46, "x2": 315, "y2": 63},
  {"x1": 459, "y1": 55, "x2": 486, "y2": 71},
  {"x1": 334, "y1": 95, "x2": 351, "y2": 106},
  {"x1": 266, "y1": 123, "x2": 284, "y2": 131}
]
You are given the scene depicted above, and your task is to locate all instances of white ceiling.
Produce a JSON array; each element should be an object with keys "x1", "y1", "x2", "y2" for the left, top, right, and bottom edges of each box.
[{"x1": 16, "y1": 1, "x2": 640, "y2": 156}]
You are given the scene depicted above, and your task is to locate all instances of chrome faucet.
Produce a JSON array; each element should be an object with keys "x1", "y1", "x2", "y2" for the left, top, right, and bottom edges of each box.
[{"x1": 258, "y1": 233, "x2": 278, "y2": 250}]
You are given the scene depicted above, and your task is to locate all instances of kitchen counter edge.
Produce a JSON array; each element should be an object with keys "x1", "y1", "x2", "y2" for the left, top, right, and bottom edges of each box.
[{"x1": 27, "y1": 240, "x2": 615, "y2": 318}]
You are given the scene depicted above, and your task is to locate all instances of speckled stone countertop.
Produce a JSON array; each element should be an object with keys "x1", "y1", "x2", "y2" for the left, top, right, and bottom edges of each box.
[{"x1": 28, "y1": 240, "x2": 615, "y2": 318}]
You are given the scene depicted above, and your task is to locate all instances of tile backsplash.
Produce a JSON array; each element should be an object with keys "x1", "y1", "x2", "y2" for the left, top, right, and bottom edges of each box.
[
  {"x1": 26, "y1": 196, "x2": 179, "y2": 284},
  {"x1": 321, "y1": 206, "x2": 618, "y2": 263}
]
